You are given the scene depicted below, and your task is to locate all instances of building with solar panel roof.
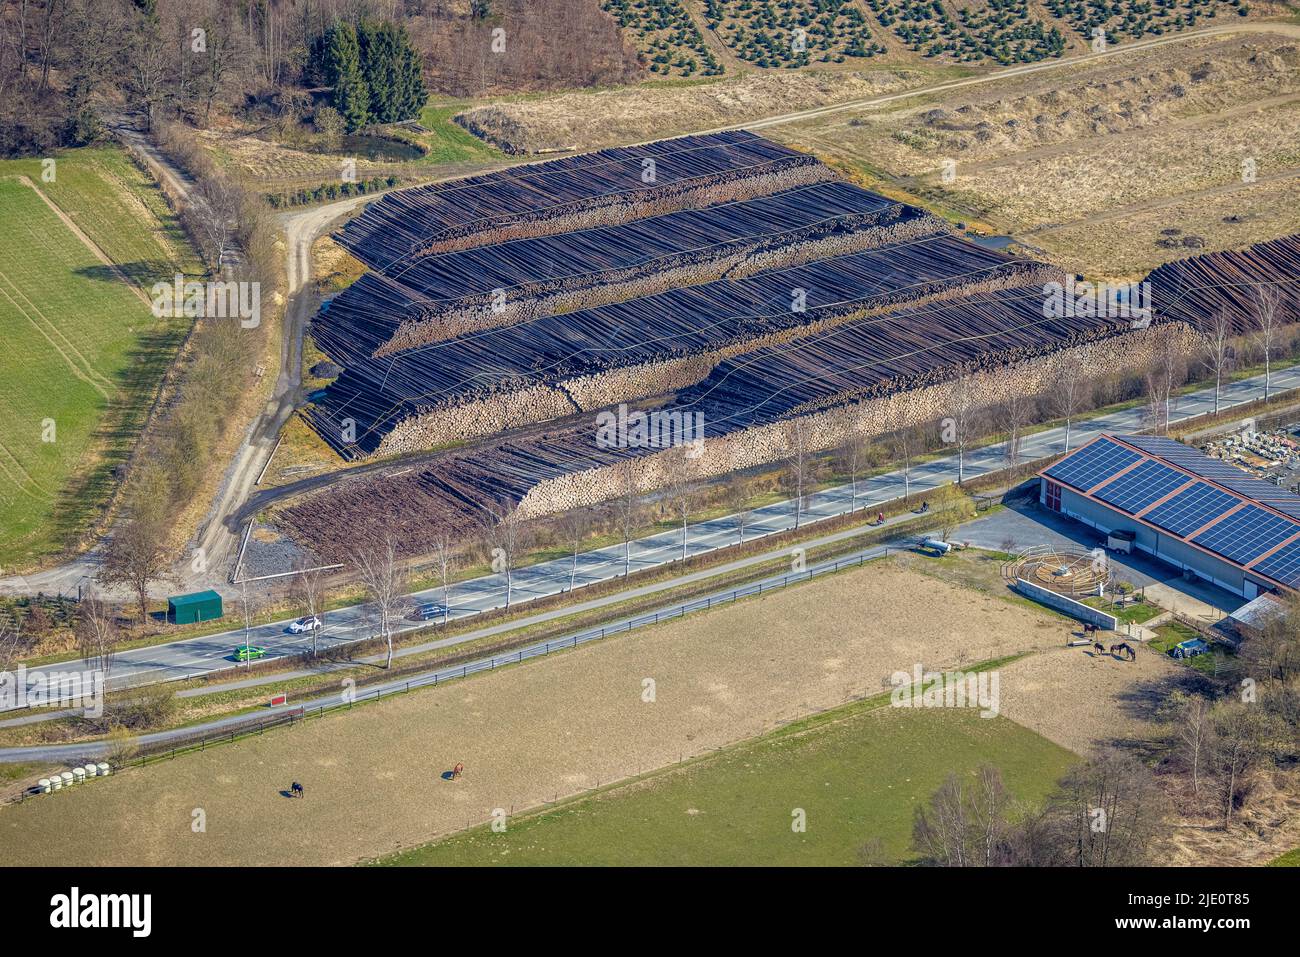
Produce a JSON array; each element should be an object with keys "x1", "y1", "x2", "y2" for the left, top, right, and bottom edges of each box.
[{"x1": 1039, "y1": 433, "x2": 1300, "y2": 600}]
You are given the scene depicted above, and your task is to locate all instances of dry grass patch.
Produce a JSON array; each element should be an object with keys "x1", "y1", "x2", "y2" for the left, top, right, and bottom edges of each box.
[
  {"x1": 0, "y1": 558, "x2": 1069, "y2": 865},
  {"x1": 995, "y1": 643, "x2": 1178, "y2": 755}
]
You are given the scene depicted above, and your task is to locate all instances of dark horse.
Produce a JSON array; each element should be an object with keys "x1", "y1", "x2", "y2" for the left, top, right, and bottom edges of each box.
[
  {"x1": 1113, "y1": 642, "x2": 1136, "y2": 661},
  {"x1": 1093, "y1": 641, "x2": 1106, "y2": 656},
  {"x1": 291, "y1": 781, "x2": 305, "y2": 798}
]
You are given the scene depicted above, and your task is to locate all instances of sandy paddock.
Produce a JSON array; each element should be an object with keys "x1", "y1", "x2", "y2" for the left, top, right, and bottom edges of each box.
[
  {"x1": 996, "y1": 643, "x2": 1179, "y2": 755},
  {"x1": 0, "y1": 561, "x2": 1069, "y2": 866}
]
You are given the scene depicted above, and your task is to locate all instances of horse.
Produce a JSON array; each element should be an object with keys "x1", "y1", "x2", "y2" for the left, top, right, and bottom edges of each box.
[
  {"x1": 291, "y1": 781, "x2": 304, "y2": 799},
  {"x1": 1093, "y1": 641, "x2": 1106, "y2": 656},
  {"x1": 1116, "y1": 642, "x2": 1136, "y2": 661}
]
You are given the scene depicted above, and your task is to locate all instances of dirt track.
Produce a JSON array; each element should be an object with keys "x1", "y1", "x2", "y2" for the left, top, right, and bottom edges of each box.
[{"x1": 0, "y1": 560, "x2": 1070, "y2": 865}]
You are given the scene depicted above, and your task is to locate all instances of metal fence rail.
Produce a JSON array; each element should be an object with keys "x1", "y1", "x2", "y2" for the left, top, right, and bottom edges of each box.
[{"x1": 6, "y1": 544, "x2": 892, "y2": 804}]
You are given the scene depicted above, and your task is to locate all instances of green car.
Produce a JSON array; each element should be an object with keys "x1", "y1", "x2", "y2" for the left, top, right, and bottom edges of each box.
[{"x1": 234, "y1": 645, "x2": 268, "y2": 662}]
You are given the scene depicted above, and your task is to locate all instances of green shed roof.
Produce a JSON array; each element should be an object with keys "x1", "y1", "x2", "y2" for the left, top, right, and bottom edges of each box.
[{"x1": 168, "y1": 590, "x2": 223, "y2": 608}]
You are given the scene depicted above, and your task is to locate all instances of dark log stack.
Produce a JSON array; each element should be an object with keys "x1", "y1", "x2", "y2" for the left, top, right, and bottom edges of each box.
[
  {"x1": 336, "y1": 130, "x2": 824, "y2": 268},
  {"x1": 278, "y1": 130, "x2": 1300, "y2": 562},
  {"x1": 1148, "y1": 235, "x2": 1300, "y2": 332},
  {"x1": 307, "y1": 231, "x2": 1045, "y2": 458}
]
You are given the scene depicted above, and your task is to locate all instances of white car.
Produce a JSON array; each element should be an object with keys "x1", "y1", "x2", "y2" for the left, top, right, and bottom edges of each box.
[{"x1": 287, "y1": 616, "x2": 321, "y2": 634}]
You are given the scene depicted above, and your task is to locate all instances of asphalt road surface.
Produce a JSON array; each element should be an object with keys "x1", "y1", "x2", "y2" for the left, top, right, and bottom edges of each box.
[{"x1": 5, "y1": 360, "x2": 1294, "y2": 710}]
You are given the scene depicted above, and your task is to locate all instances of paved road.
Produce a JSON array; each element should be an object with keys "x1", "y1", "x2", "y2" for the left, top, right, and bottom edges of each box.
[
  {"x1": 0, "y1": 540, "x2": 898, "y2": 764},
  {"x1": 5, "y1": 360, "x2": 1293, "y2": 709}
]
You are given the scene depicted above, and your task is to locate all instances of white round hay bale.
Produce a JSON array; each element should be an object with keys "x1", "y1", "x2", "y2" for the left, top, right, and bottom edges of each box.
[
  {"x1": 71, "y1": 767, "x2": 85, "y2": 784},
  {"x1": 59, "y1": 771, "x2": 73, "y2": 788},
  {"x1": 84, "y1": 763, "x2": 99, "y2": 778},
  {"x1": 38, "y1": 779, "x2": 51, "y2": 793},
  {"x1": 97, "y1": 762, "x2": 110, "y2": 776}
]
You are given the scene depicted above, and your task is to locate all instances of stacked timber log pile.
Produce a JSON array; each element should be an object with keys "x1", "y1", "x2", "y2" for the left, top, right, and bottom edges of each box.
[
  {"x1": 308, "y1": 233, "x2": 1045, "y2": 458},
  {"x1": 278, "y1": 120, "x2": 1300, "y2": 566},
  {"x1": 372, "y1": 385, "x2": 579, "y2": 458},
  {"x1": 1148, "y1": 234, "x2": 1300, "y2": 331},
  {"x1": 278, "y1": 316, "x2": 1200, "y2": 563},
  {"x1": 516, "y1": 322, "x2": 1205, "y2": 521},
  {"x1": 375, "y1": 200, "x2": 945, "y2": 353},
  {"x1": 336, "y1": 130, "x2": 829, "y2": 268}
]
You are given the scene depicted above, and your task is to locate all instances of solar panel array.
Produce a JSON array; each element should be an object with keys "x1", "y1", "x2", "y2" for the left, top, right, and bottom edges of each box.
[
  {"x1": 1043, "y1": 438, "x2": 1142, "y2": 492},
  {"x1": 1252, "y1": 539, "x2": 1300, "y2": 587},
  {"x1": 1046, "y1": 435, "x2": 1300, "y2": 589},
  {"x1": 1190, "y1": 504, "x2": 1299, "y2": 566},
  {"x1": 1092, "y1": 459, "x2": 1190, "y2": 513},
  {"x1": 1142, "y1": 482, "x2": 1240, "y2": 537},
  {"x1": 1125, "y1": 434, "x2": 1300, "y2": 520}
]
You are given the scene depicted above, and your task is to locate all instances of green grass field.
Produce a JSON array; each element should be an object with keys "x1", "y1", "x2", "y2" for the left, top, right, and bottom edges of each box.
[
  {"x1": 0, "y1": 148, "x2": 198, "y2": 569},
  {"x1": 1150, "y1": 621, "x2": 1234, "y2": 676},
  {"x1": 1268, "y1": 847, "x2": 1300, "y2": 866},
  {"x1": 416, "y1": 102, "x2": 501, "y2": 165},
  {"x1": 379, "y1": 696, "x2": 1076, "y2": 867}
]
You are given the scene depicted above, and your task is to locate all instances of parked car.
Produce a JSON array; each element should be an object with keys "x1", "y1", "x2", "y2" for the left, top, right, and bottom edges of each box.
[
  {"x1": 287, "y1": 616, "x2": 321, "y2": 634},
  {"x1": 407, "y1": 602, "x2": 447, "y2": 622},
  {"x1": 234, "y1": 645, "x2": 268, "y2": 662}
]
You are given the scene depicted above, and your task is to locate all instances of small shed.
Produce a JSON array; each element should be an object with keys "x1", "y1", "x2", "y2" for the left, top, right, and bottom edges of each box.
[
  {"x1": 1171, "y1": 638, "x2": 1211, "y2": 660},
  {"x1": 168, "y1": 590, "x2": 223, "y2": 625}
]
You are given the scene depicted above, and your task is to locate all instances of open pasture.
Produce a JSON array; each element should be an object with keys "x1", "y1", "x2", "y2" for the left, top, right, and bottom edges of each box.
[
  {"x1": 0, "y1": 560, "x2": 1072, "y2": 866},
  {"x1": 383, "y1": 703, "x2": 1075, "y2": 866},
  {"x1": 0, "y1": 153, "x2": 192, "y2": 568}
]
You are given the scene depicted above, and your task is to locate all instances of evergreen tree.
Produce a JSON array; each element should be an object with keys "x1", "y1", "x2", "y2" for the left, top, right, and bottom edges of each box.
[
  {"x1": 335, "y1": 68, "x2": 370, "y2": 132},
  {"x1": 310, "y1": 18, "x2": 425, "y2": 129}
]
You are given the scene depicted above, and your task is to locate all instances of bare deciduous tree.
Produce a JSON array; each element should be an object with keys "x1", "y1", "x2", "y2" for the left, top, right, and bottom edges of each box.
[
  {"x1": 351, "y1": 534, "x2": 408, "y2": 669},
  {"x1": 555, "y1": 510, "x2": 589, "y2": 592},
  {"x1": 1000, "y1": 389, "x2": 1032, "y2": 470},
  {"x1": 1145, "y1": 326, "x2": 1184, "y2": 435},
  {"x1": 612, "y1": 459, "x2": 640, "y2": 576},
  {"x1": 1161, "y1": 691, "x2": 1211, "y2": 799},
  {"x1": 1037, "y1": 750, "x2": 1166, "y2": 866},
  {"x1": 1201, "y1": 311, "x2": 1234, "y2": 416},
  {"x1": 128, "y1": 26, "x2": 169, "y2": 131},
  {"x1": 0, "y1": 614, "x2": 31, "y2": 676},
  {"x1": 289, "y1": 556, "x2": 327, "y2": 658},
  {"x1": 479, "y1": 500, "x2": 529, "y2": 610},
  {"x1": 837, "y1": 413, "x2": 868, "y2": 509},
  {"x1": 912, "y1": 765, "x2": 1015, "y2": 867},
  {"x1": 784, "y1": 417, "x2": 812, "y2": 529},
  {"x1": 888, "y1": 408, "x2": 916, "y2": 499},
  {"x1": 98, "y1": 509, "x2": 169, "y2": 625},
  {"x1": 76, "y1": 592, "x2": 119, "y2": 679},
  {"x1": 725, "y1": 476, "x2": 753, "y2": 545},
  {"x1": 1254, "y1": 285, "x2": 1282, "y2": 402},
  {"x1": 1051, "y1": 365, "x2": 1087, "y2": 453},
  {"x1": 663, "y1": 444, "x2": 700, "y2": 562},
  {"x1": 1207, "y1": 702, "x2": 1270, "y2": 829},
  {"x1": 430, "y1": 532, "x2": 455, "y2": 625},
  {"x1": 195, "y1": 173, "x2": 241, "y2": 274}
]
